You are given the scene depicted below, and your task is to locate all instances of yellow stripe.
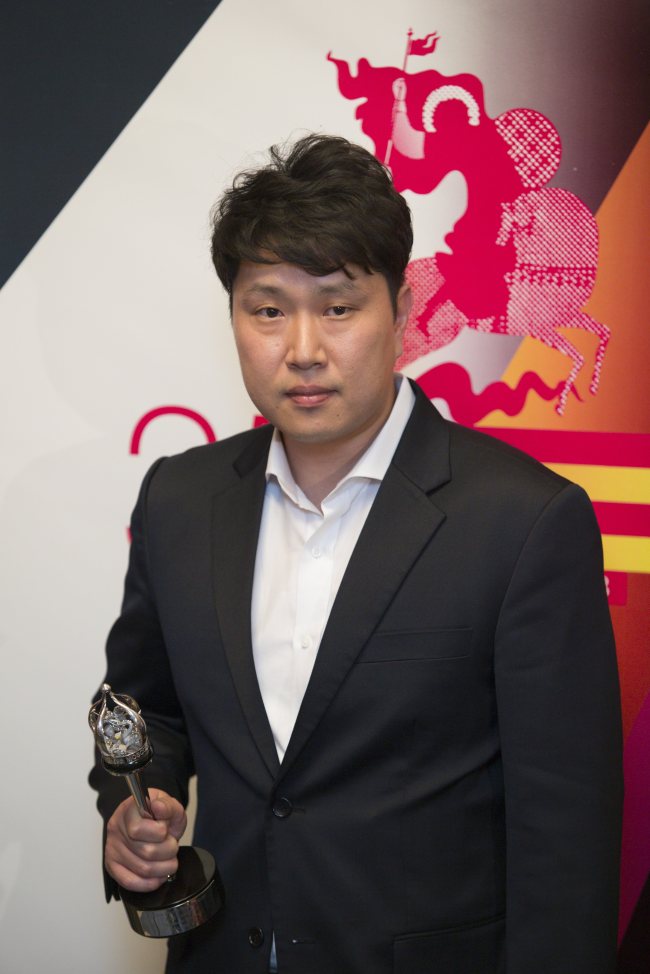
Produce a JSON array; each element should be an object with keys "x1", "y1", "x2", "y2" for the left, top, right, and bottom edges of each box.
[
  {"x1": 545, "y1": 463, "x2": 650, "y2": 504},
  {"x1": 602, "y1": 535, "x2": 650, "y2": 574}
]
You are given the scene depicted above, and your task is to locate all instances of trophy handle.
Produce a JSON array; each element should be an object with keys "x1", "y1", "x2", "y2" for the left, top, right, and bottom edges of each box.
[{"x1": 125, "y1": 770, "x2": 154, "y2": 819}]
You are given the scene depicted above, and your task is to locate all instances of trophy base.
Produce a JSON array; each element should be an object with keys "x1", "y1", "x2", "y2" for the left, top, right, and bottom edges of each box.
[{"x1": 119, "y1": 846, "x2": 224, "y2": 938}]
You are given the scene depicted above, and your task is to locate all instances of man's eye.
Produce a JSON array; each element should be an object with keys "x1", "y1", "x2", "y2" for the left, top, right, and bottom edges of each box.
[
  {"x1": 327, "y1": 305, "x2": 351, "y2": 317},
  {"x1": 257, "y1": 307, "x2": 282, "y2": 318}
]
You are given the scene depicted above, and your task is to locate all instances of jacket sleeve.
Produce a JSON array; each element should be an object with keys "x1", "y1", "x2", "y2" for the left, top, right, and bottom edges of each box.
[
  {"x1": 88, "y1": 458, "x2": 195, "y2": 901},
  {"x1": 494, "y1": 482, "x2": 623, "y2": 973}
]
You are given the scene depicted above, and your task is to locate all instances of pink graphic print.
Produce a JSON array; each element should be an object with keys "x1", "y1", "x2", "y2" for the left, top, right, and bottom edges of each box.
[{"x1": 329, "y1": 41, "x2": 608, "y2": 416}]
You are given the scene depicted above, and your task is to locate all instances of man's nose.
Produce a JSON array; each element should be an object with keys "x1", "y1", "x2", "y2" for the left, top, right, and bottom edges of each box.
[{"x1": 285, "y1": 314, "x2": 326, "y2": 369}]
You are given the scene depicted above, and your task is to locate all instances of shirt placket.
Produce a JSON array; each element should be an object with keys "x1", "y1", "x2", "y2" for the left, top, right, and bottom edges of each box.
[{"x1": 292, "y1": 511, "x2": 338, "y2": 689}]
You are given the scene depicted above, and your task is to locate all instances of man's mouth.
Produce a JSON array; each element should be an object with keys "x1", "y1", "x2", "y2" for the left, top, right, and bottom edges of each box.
[{"x1": 285, "y1": 385, "x2": 333, "y2": 406}]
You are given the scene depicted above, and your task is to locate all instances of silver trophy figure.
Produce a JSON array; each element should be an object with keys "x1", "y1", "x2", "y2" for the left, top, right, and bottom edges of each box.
[{"x1": 89, "y1": 684, "x2": 224, "y2": 937}]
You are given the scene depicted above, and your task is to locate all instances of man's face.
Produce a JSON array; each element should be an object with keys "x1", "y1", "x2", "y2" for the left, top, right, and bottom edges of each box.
[{"x1": 231, "y1": 261, "x2": 411, "y2": 458}]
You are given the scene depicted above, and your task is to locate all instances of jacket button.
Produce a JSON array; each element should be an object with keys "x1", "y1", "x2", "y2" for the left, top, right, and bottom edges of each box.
[
  {"x1": 272, "y1": 796, "x2": 293, "y2": 818},
  {"x1": 248, "y1": 927, "x2": 264, "y2": 947}
]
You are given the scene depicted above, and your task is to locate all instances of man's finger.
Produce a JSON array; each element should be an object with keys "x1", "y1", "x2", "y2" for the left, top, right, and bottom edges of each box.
[{"x1": 106, "y1": 858, "x2": 177, "y2": 893}]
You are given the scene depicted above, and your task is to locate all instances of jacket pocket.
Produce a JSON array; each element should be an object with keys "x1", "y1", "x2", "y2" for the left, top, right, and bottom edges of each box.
[
  {"x1": 393, "y1": 914, "x2": 505, "y2": 974},
  {"x1": 356, "y1": 627, "x2": 472, "y2": 664}
]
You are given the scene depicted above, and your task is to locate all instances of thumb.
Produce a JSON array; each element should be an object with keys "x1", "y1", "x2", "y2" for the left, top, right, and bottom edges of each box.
[{"x1": 149, "y1": 793, "x2": 187, "y2": 839}]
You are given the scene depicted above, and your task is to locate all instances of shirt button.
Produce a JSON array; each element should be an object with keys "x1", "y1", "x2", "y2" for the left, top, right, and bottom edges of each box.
[
  {"x1": 300, "y1": 635, "x2": 311, "y2": 650},
  {"x1": 311, "y1": 545, "x2": 322, "y2": 558},
  {"x1": 272, "y1": 796, "x2": 293, "y2": 818},
  {"x1": 248, "y1": 927, "x2": 264, "y2": 947}
]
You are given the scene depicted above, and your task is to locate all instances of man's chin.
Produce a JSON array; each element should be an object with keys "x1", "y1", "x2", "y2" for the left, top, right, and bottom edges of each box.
[{"x1": 269, "y1": 406, "x2": 334, "y2": 443}]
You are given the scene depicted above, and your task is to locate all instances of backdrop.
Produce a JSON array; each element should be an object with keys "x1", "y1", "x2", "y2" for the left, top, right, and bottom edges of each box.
[{"x1": 1, "y1": 1, "x2": 648, "y2": 970}]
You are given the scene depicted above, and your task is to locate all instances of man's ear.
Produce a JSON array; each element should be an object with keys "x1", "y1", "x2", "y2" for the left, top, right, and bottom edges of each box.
[{"x1": 394, "y1": 282, "x2": 413, "y2": 359}]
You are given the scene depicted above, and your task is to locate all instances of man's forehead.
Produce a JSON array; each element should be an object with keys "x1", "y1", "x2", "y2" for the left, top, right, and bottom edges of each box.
[{"x1": 233, "y1": 260, "x2": 377, "y2": 296}]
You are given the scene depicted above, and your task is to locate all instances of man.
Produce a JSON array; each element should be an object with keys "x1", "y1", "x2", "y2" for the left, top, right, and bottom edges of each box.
[{"x1": 90, "y1": 134, "x2": 622, "y2": 974}]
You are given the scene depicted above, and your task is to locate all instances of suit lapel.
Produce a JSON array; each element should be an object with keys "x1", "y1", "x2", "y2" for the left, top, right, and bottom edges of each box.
[
  {"x1": 278, "y1": 389, "x2": 451, "y2": 780},
  {"x1": 211, "y1": 426, "x2": 281, "y2": 780}
]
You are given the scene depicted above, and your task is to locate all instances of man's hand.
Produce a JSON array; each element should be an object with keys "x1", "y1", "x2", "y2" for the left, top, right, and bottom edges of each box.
[{"x1": 105, "y1": 789, "x2": 187, "y2": 892}]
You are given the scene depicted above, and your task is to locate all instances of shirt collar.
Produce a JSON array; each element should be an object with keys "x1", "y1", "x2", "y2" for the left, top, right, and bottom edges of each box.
[{"x1": 265, "y1": 375, "x2": 416, "y2": 505}]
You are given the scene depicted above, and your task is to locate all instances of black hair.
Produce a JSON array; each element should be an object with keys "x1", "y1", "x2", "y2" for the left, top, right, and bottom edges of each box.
[{"x1": 210, "y1": 133, "x2": 413, "y2": 308}]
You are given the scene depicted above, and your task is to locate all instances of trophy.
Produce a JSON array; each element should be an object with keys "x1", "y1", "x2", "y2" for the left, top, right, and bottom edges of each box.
[{"x1": 89, "y1": 683, "x2": 224, "y2": 937}]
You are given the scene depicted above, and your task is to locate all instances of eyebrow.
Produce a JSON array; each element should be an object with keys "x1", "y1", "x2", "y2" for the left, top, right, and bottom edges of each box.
[
  {"x1": 315, "y1": 280, "x2": 365, "y2": 297},
  {"x1": 239, "y1": 284, "x2": 282, "y2": 298}
]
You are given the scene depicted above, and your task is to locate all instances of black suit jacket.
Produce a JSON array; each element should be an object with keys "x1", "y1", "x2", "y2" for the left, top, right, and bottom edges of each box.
[{"x1": 91, "y1": 385, "x2": 622, "y2": 974}]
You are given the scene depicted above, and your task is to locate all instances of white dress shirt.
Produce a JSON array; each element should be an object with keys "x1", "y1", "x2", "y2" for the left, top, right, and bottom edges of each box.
[{"x1": 251, "y1": 375, "x2": 416, "y2": 762}]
